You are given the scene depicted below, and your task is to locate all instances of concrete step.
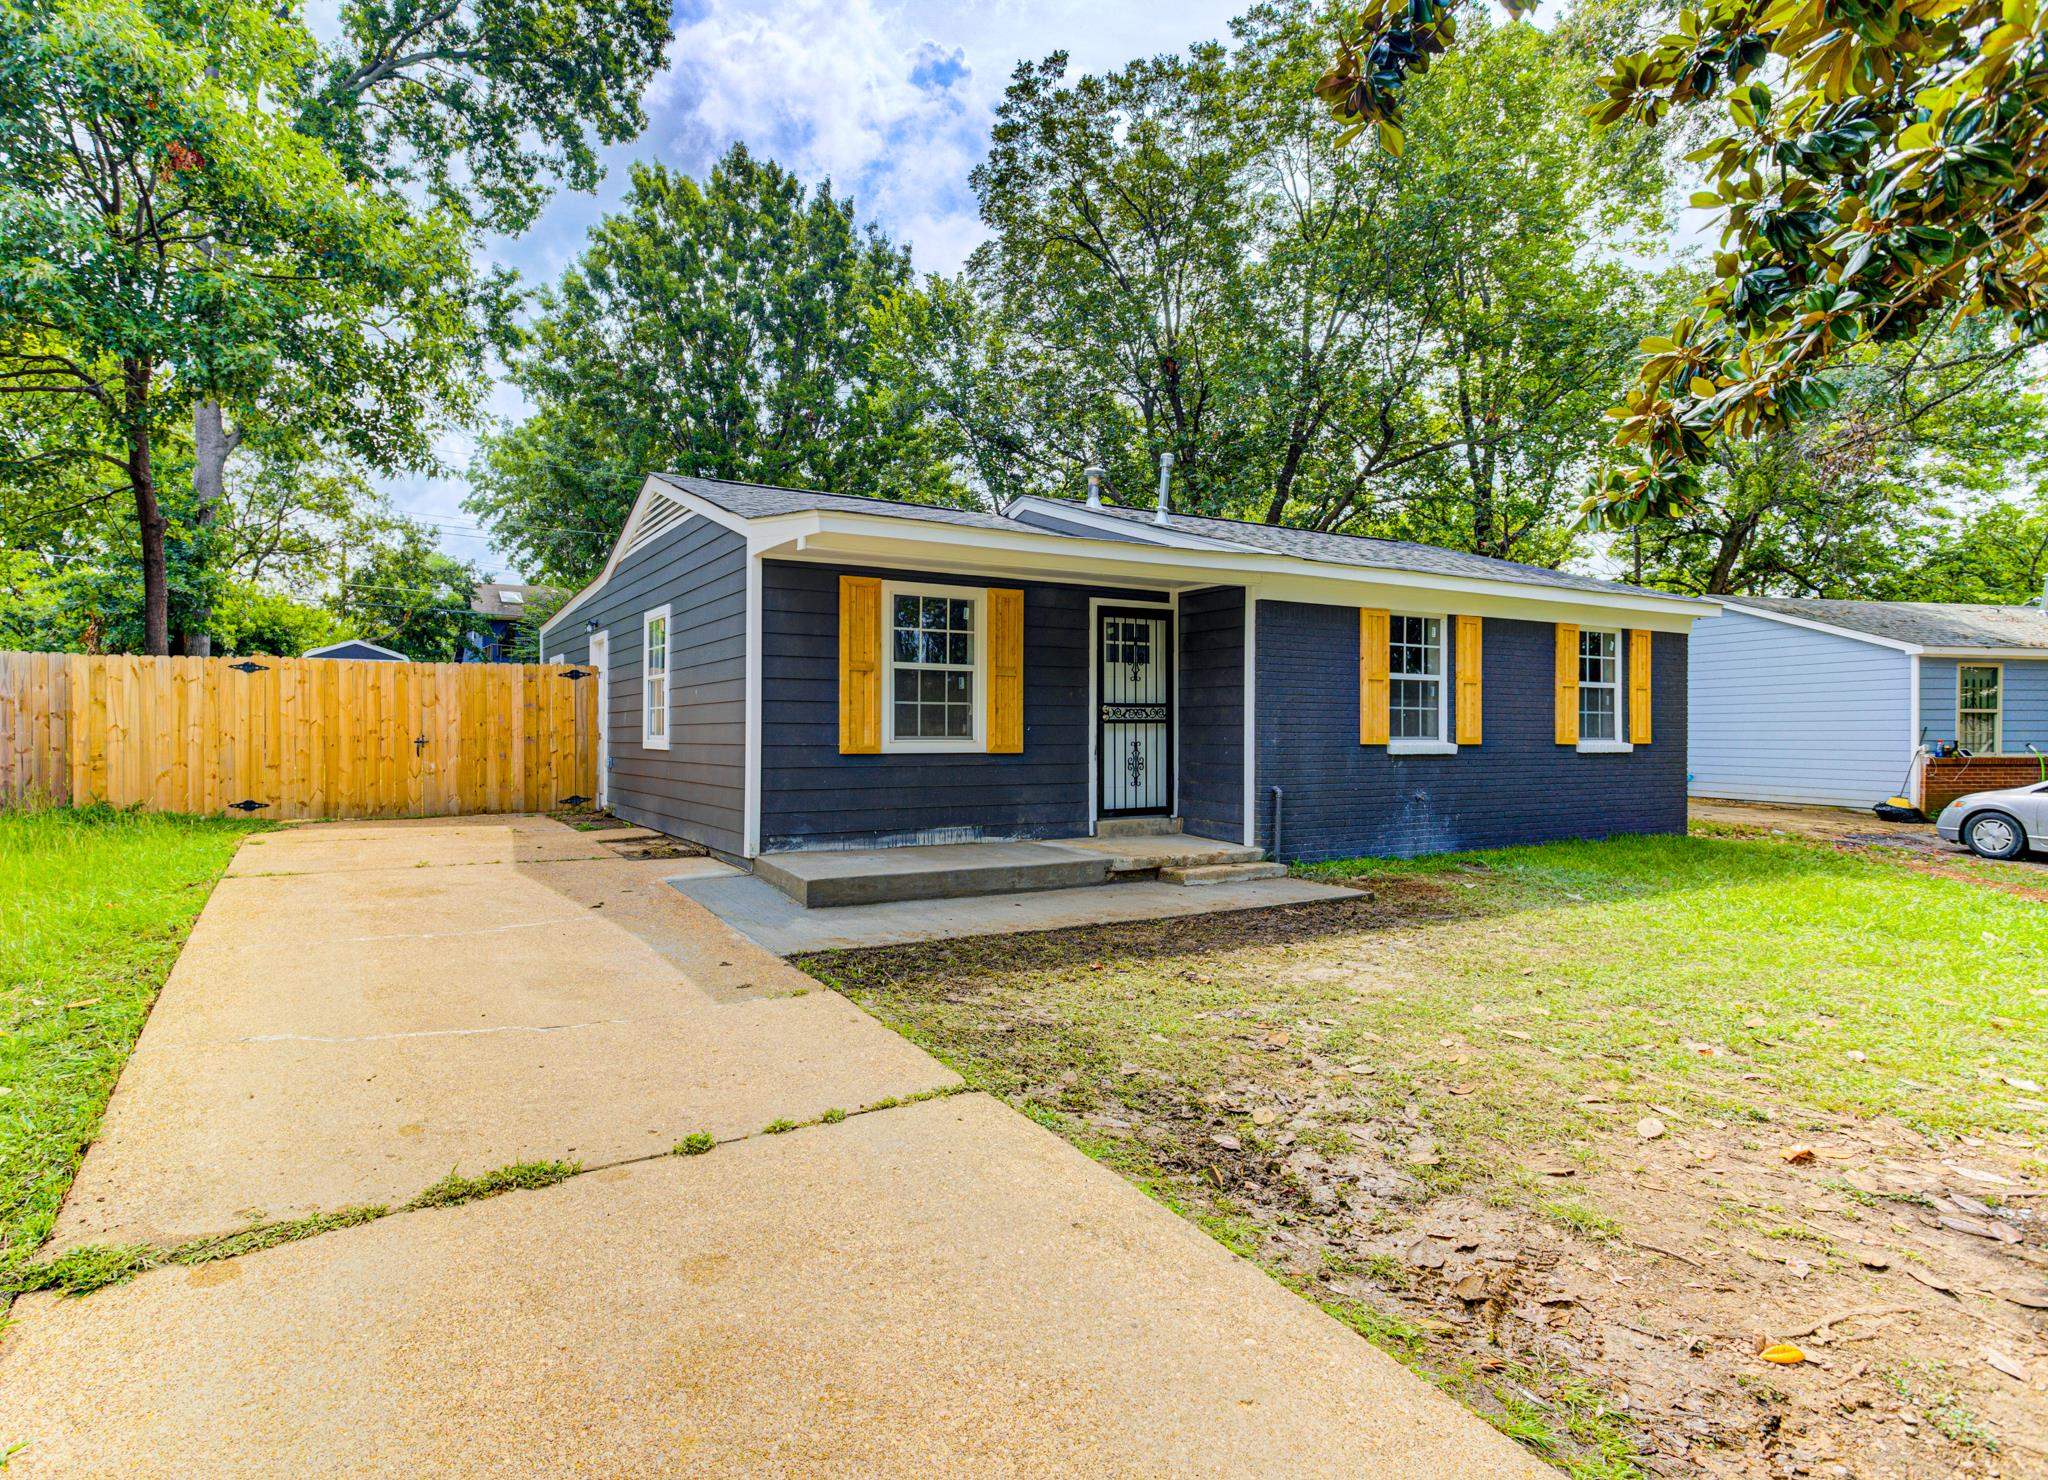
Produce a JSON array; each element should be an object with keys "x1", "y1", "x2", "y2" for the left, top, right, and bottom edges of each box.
[
  {"x1": 1160, "y1": 861, "x2": 1290, "y2": 887},
  {"x1": 1098, "y1": 840, "x2": 1266, "y2": 874},
  {"x1": 1092, "y1": 816, "x2": 1183, "y2": 839},
  {"x1": 753, "y1": 841, "x2": 1110, "y2": 909}
]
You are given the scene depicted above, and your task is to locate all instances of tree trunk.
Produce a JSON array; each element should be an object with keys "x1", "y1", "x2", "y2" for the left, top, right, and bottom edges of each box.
[
  {"x1": 126, "y1": 361, "x2": 169, "y2": 655},
  {"x1": 186, "y1": 400, "x2": 240, "y2": 656}
]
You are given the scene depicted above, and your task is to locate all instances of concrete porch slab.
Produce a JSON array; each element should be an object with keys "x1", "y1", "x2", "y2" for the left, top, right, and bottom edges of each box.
[
  {"x1": 669, "y1": 870, "x2": 1357, "y2": 955},
  {"x1": 753, "y1": 839, "x2": 1109, "y2": 907},
  {"x1": 1050, "y1": 832, "x2": 1267, "y2": 873}
]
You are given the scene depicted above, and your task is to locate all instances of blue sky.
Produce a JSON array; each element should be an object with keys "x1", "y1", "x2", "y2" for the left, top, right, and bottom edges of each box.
[{"x1": 397, "y1": 0, "x2": 1252, "y2": 579}]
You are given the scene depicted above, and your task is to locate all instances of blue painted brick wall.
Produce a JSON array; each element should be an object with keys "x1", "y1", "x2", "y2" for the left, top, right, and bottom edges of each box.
[
  {"x1": 1254, "y1": 601, "x2": 1689, "y2": 862},
  {"x1": 1177, "y1": 586, "x2": 1244, "y2": 842}
]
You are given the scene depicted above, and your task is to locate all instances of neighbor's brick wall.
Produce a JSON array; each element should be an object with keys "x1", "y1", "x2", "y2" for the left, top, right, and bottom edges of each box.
[
  {"x1": 1253, "y1": 603, "x2": 1689, "y2": 863},
  {"x1": 1924, "y1": 755, "x2": 2047, "y2": 812}
]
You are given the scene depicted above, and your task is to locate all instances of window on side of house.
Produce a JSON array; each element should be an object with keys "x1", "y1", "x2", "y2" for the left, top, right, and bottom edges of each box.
[
  {"x1": 1959, "y1": 664, "x2": 2002, "y2": 753},
  {"x1": 1578, "y1": 628, "x2": 1624, "y2": 747},
  {"x1": 1388, "y1": 614, "x2": 1450, "y2": 751},
  {"x1": 642, "y1": 605, "x2": 670, "y2": 750},
  {"x1": 884, "y1": 583, "x2": 984, "y2": 751}
]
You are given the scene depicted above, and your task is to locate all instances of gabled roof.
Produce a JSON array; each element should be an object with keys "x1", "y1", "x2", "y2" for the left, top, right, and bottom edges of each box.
[
  {"x1": 544, "y1": 472, "x2": 1710, "y2": 640},
  {"x1": 471, "y1": 581, "x2": 561, "y2": 619},
  {"x1": 1724, "y1": 597, "x2": 2048, "y2": 652},
  {"x1": 304, "y1": 639, "x2": 410, "y2": 661}
]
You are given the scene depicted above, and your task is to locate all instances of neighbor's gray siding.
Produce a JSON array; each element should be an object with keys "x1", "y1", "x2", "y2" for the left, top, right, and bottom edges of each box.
[
  {"x1": 759, "y1": 561, "x2": 1161, "y2": 851},
  {"x1": 1920, "y1": 653, "x2": 2048, "y2": 752},
  {"x1": 1177, "y1": 586, "x2": 1244, "y2": 843},
  {"x1": 1690, "y1": 608, "x2": 1908, "y2": 807},
  {"x1": 544, "y1": 518, "x2": 747, "y2": 856},
  {"x1": 1253, "y1": 602, "x2": 1688, "y2": 862}
]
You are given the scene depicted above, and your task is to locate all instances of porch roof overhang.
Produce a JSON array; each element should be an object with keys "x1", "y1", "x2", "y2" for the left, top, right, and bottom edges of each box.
[{"x1": 745, "y1": 510, "x2": 1714, "y2": 632}]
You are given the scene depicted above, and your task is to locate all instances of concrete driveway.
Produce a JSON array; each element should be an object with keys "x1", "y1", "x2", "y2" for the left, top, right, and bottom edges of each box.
[{"x1": 0, "y1": 815, "x2": 1543, "y2": 1476}]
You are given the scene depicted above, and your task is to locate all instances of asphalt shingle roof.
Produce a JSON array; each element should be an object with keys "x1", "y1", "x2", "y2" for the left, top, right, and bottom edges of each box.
[
  {"x1": 1726, "y1": 597, "x2": 2048, "y2": 650},
  {"x1": 662, "y1": 474, "x2": 1693, "y2": 603}
]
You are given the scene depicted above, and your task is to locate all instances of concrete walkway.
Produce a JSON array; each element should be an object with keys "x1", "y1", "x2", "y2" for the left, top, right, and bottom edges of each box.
[{"x1": 0, "y1": 815, "x2": 1543, "y2": 1476}]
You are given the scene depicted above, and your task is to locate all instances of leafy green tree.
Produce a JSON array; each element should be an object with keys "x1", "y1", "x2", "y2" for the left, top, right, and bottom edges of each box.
[
  {"x1": 329, "y1": 524, "x2": 488, "y2": 661},
  {"x1": 0, "y1": 0, "x2": 478, "y2": 654},
  {"x1": 1891, "y1": 493, "x2": 2048, "y2": 605},
  {"x1": 1630, "y1": 320, "x2": 2048, "y2": 594},
  {"x1": 931, "y1": 3, "x2": 1667, "y2": 560},
  {"x1": 1318, "y1": 0, "x2": 2048, "y2": 525},
  {"x1": 469, "y1": 146, "x2": 971, "y2": 583}
]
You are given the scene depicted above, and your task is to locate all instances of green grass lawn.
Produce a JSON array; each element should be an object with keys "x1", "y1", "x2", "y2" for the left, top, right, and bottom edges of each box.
[
  {"x1": 807, "y1": 831, "x2": 2048, "y2": 1476},
  {"x1": 0, "y1": 806, "x2": 264, "y2": 1293}
]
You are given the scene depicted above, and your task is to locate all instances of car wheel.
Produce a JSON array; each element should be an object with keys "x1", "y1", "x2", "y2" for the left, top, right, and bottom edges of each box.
[{"x1": 1963, "y1": 810, "x2": 2028, "y2": 861}]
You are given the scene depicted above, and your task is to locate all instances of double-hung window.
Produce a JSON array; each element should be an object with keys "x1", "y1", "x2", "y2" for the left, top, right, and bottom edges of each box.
[
  {"x1": 1389, "y1": 615, "x2": 1452, "y2": 752},
  {"x1": 1578, "y1": 629, "x2": 1623, "y2": 747},
  {"x1": 641, "y1": 605, "x2": 670, "y2": 750},
  {"x1": 885, "y1": 583, "x2": 984, "y2": 750},
  {"x1": 1959, "y1": 664, "x2": 2002, "y2": 753}
]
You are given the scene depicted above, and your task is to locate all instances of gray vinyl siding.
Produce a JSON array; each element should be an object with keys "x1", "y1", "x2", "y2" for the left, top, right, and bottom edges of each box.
[
  {"x1": 759, "y1": 561, "x2": 1164, "y2": 851},
  {"x1": 542, "y1": 518, "x2": 747, "y2": 855},
  {"x1": 1920, "y1": 654, "x2": 2048, "y2": 752},
  {"x1": 1253, "y1": 602, "x2": 1688, "y2": 862},
  {"x1": 1177, "y1": 586, "x2": 1244, "y2": 842},
  {"x1": 1689, "y1": 609, "x2": 1908, "y2": 807}
]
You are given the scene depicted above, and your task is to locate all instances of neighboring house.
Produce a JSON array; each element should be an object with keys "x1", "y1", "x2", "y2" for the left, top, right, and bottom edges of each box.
[
  {"x1": 304, "y1": 639, "x2": 410, "y2": 662},
  {"x1": 1688, "y1": 596, "x2": 2048, "y2": 811},
  {"x1": 466, "y1": 582, "x2": 559, "y2": 662},
  {"x1": 538, "y1": 474, "x2": 1716, "y2": 865}
]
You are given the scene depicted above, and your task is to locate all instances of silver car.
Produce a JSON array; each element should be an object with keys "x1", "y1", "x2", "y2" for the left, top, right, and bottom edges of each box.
[{"x1": 1936, "y1": 782, "x2": 2048, "y2": 860}]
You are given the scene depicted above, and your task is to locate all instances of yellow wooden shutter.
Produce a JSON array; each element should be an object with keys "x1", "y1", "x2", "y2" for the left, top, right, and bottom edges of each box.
[
  {"x1": 1358, "y1": 608, "x2": 1390, "y2": 745},
  {"x1": 1455, "y1": 615, "x2": 1483, "y2": 746},
  {"x1": 988, "y1": 588, "x2": 1024, "y2": 753},
  {"x1": 1554, "y1": 623, "x2": 1580, "y2": 746},
  {"x1": 838, "y1": 575, "x2": 882, "y2": 754},
  {"x1": 1629, "y1": 629, "x2": 1653, "y2": 745}
]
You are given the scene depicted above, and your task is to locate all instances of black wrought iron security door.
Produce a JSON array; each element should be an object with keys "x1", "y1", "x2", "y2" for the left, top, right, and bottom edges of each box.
[{"x1": 1097, "y1": 609, "x2": 1172, "y2": 817}]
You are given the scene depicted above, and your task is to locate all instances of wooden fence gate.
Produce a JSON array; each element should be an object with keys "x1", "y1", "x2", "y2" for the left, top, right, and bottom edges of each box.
[{"x1": 0, "y1": 652, "x2": 599, "y2": 820}]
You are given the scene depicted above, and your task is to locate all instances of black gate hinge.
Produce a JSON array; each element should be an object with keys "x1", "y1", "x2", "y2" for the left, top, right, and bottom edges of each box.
[
  {"x1": 560, "y1": 794, "x2": 590, "y2": 807},
  {"x1": 229, "y1": 659, "x2": 268, "y2": 673},
  {"x1": 228, "y1": 799, "x2": 269, "y2": 812},
  {"x1": 559, "y1": 667, "x2": 592, "y2": 680}
]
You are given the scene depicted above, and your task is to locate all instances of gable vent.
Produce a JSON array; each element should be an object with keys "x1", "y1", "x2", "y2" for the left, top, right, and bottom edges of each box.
[{"x1": 624, "y1": 492, "x2": 692, "y2": 556}]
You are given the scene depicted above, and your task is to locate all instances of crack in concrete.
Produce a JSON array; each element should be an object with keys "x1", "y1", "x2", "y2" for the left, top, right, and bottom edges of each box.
[
  {"x1": 240, "y1": 1017, "x2": 641, "y2": 1045},
  {"x1": 346, "y1": 917, "x2": 596, "y2": 943}
]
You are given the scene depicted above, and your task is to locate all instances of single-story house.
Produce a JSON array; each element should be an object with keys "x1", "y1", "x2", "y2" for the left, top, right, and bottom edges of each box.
[
  {"x1": 1688, "y1": 596, "x2": 2048, "y2": 811},
  {"x1": 464, "y1": 581, "x2": 559, "y2": 662},
  {"x1": 537, "y1": 474, "x2": 1715, "y2": 866},
  {"x1": 304, "y1": 639, "x2": 410, "y2": 662}
]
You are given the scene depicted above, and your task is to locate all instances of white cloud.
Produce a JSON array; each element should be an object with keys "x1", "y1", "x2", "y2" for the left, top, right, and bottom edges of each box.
[{"x1": 391, "y1": 0, "x2": 1250, "y2": 571}]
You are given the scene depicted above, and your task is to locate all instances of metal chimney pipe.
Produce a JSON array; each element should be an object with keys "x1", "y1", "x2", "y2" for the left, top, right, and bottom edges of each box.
[
  {"x1": 1154, "y1": 451, "x2": 1174, "y2": 525},
  {"x1": 1084, "y1": 466, "x2": 1105, "y2": 508}
]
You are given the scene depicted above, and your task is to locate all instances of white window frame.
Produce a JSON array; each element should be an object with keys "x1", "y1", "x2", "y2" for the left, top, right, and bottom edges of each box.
[
  {"x1": 1387, "y1": 611, "x2": 1457, "y2": 756},
  {"x1": 882, "y1": 580, "x2": 987, "y2": 754},
  {"x1": 1957, "y1": 662, "x2": 2003, "y2": 754},
  {"x1": 1576, "y1": 626, "x2": 1631, "y2": 753},
  {"x1": 641, "y1": 604, "x2": 671, "y2": 751}
]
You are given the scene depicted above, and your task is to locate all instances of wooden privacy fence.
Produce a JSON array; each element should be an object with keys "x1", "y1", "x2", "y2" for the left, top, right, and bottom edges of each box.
[{"x1": 0, "y1": 652, "x2": 598, "y2": 820}]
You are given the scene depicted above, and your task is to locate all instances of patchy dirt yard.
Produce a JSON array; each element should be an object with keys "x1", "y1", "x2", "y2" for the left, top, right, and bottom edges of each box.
[
  {"x1": 803, "y1": 833, "x2": 2048, "y2": 1479},
  {"x1": 1691, "y1": 798, "x2": 2048, "y2": 901}
]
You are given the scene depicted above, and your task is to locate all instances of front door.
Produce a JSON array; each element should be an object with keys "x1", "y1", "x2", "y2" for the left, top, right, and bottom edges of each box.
[
  {"x1": 587, "y1": 629, "x2": 610, "y2": 811},
  {"x1": 1097, "y1": 607, "x2": 1172, "y2": 818}
]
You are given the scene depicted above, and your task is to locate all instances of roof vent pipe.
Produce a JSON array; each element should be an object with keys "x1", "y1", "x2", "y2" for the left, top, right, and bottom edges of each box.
[
  {"x1": 1154, "y1": 451, "x2": 1174, "y2": 525},
  {"x1": 1084, "y1": 465, "x2": 1105, "y2": 509}
]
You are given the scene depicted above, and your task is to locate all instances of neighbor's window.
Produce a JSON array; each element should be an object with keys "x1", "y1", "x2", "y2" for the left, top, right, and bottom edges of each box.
[
  {"x1": 641, "y1": 605, "x2": 670, "y2": 750},
  {"x1": 1959, "y1": 664, "x2": 2002, "y2": 753},
  {"x1": 1389, "y1": 615, "x2": 1446, "y2": 745},
  {"x1": 1579, "y1": 629, "x2": 1621, "y2": 743},
  {"x1": 886, "y1": 583, "x2": 983, "y2": 748}
]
